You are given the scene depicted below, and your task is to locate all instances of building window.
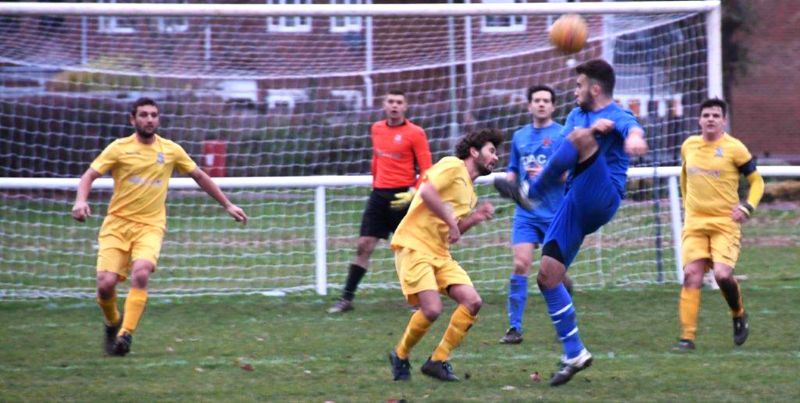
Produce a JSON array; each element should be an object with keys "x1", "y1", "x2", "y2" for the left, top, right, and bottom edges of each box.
[
  {"x1": 330, "y1": 0, "x2": 362, "y2": 33},
  {"x1": 481, "y1": 0, "x2": 526, "y2": 33},
  {"x1": 267, "y1": 0, "x2": 312, "y2": 33},
  {"x1": 158, "y1": 16, "x2": 189, "y2": 33},
  {"x1": 98, "y1": 0, "x2": 137, "y2": 34}
]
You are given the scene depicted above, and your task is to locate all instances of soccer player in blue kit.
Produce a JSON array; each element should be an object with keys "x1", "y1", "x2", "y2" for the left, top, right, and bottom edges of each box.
[
  {"x1": 496, "y1": 59, "x2": 648, "y2": 386},
  {"x1": 495, "y1": 85, "x2": 572, "y2": 345}
]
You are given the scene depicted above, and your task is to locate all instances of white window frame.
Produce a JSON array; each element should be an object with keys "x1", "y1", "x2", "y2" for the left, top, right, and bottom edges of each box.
[
  {"x1": 158, "y1": 0, "x2": 189, "y2": 35},
  {"x1": 267, "y1": 89, "x2": 310, "y2": 111},
  {"x1": 480, "y1": 0, "x2": 526, "y2": 33},
  {"x1": 331, "y1": 89, "x2": 364, "y2": 111},
  {"x1": 267, "y1": 0, "x2": 313, "y2": 33},
  {"x1": 329, "y1": 0, "x2": 362, "y2": 33},
  {"x1": 97, "y1": 0, "x2": 136, "y2": 33}
]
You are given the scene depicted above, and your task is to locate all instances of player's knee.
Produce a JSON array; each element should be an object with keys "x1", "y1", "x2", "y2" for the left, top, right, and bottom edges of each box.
[
  {"x1": 355, "y1": 237, "x2": 376, "y2": 257},
  {"x1": 512, "y1": 258, "x2": 531, "y2": 276},
  {"x1": 96, "y1": 280, "x2": 116, "y2": 297},
  {"x1": 714, "y1": 268, "x2": 735, "y2": 284},
  {"x1": 462, "y1": 296, "x2": 482, "y2": 316},
  {"x1": 420, "y1": 305, "x2": 442, "y2": 322},
  {"x1": 682, "y1": 262, "x2": 706, "y2": 287}
]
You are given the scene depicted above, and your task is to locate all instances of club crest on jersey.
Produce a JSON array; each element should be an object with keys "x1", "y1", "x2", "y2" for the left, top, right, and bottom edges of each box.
[
  {"x1": 394, "y1": 134, "x2": 403, "y2": 143},
  {"x1": 156, "y1": 152, "x2": 165, "y2": 164},
  {"x1": 542, "y1": 137, "x2": 552, "y2": 148},
  {"x1": 715, "y1": 147, "x2": 723, "y2": 158}
]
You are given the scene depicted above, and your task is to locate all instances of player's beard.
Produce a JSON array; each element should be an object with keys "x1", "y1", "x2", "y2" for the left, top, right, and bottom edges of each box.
[
  {"x1": 578, "y1": 90, "x2": 594, "y2": 112},
  {"x1": 476, "y1": 157, "x2": 493, "y2": 176},
  {"x1": 135, "y1": 123, "x2": 156, "y2": 138}
]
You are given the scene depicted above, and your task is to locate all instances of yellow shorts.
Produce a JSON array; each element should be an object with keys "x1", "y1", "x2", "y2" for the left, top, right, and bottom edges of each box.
[
  {"x1": 96, "y1": 215, "x2": 165, "y2": 280},
  {"x1": 681, "y1": 224, "x2": 741, "y2": 269},
  {"x1": 393, "y1": 247, "x2": 473, "y2": 305}
]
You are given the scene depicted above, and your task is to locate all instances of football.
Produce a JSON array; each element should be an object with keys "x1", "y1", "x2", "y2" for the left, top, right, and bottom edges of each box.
[{"x1": 549, "y1": 14, "x2": 588, "y2": 54}]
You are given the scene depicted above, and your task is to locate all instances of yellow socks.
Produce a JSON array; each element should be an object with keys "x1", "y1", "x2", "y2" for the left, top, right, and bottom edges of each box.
[
  {"x1": 679, "y1": 287, "x2": 701, "y2": 341},
  {"x1": 96, "y1": 290, "x2": 120, "y2": 326},
  {"x1": 395, "y1": 309, "x2": 432, "y2": 360},
  {"x1": 431, "y1": 305, "x2": 476, "y2": 362},
  {"x1": 120, "y1": 288, "x2": 148, "y2": 335}
]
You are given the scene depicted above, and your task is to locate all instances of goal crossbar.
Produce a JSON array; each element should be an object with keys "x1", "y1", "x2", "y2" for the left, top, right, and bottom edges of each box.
[{"x1": 0, "y1": 1, "x2": 721, "y2": 17}]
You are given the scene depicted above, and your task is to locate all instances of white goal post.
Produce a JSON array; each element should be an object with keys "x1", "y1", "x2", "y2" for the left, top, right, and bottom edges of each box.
[{"x1": 5, "y1": 1, "x2": 794, "y2": 299}]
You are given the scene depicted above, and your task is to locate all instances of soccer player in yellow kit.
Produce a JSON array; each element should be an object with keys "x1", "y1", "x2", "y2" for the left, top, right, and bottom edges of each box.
[
  {"x1": 387, "y1": 128, "x2": 501, "y2": 382},
  {"x1": 675, "y1": 98, "x2": 764, "y2": 350},
  {"x1": 72, "y1": 97, "x2": 248, "y2": 356}
]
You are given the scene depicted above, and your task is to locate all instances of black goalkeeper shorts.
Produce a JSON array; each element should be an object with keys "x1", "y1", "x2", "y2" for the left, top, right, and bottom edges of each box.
[{"x1": 359, "y1": 187, "x2": 410, "y2": 239}]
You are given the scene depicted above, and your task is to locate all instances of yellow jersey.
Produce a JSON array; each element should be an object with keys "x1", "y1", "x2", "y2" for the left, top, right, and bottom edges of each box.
[
  {"x1": 391, "y1": 156, "x2": 477, "y2": 258},
  {"x1": 680, "y1": 132, "x2": 752, "y2": 223},
  {"x1": 90, "y1": 133, "x2": 197, "y2": 229}
]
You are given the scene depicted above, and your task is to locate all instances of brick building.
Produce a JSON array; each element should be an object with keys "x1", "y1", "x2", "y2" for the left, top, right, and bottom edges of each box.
[{"x1": 729, "y1": 0, "x2": 800, "y2": 162}]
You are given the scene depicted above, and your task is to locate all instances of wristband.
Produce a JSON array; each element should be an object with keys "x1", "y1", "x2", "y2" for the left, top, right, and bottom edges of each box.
[{"x1": 737, "y1": 203, "x2": 753, "y2": 217}]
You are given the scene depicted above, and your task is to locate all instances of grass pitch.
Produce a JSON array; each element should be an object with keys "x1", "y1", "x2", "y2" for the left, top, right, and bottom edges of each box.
[{"x1": 2, "y1": 279, "x2": 799, "y2": 401}]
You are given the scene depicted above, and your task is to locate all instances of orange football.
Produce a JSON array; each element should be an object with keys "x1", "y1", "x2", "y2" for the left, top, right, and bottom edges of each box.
[{"x1": 549, "y1": 14, "x2": 588, "y2": 54}]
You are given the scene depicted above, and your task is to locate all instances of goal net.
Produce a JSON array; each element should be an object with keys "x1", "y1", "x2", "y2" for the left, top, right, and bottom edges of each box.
[{"x1": 0, "y1": 1, "x2": 721, "y2": 297}]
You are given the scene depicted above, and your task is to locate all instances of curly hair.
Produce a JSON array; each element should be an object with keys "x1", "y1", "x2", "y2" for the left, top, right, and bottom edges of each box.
[{"x1": 455, "y1": 128, "x2": 504, "y2": 160}]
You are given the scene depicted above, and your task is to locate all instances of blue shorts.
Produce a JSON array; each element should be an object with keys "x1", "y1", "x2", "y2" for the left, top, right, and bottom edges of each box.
[
  {"x1": 543, "y1": 153, "x2": 621, "y2": 268},
  {"x1": 511, "y1": 217, "x2": 549, "y2": 245}
]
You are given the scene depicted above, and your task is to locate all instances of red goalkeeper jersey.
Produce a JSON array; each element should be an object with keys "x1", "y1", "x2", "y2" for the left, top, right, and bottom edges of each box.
[{"x1": 370, "y1": 119, "x2": 432, "y2": 189}]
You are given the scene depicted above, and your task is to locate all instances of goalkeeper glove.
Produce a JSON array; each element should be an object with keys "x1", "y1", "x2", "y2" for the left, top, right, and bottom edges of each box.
[{"x1": 390, "y1": 188, "x2": 416, "y2": 210}]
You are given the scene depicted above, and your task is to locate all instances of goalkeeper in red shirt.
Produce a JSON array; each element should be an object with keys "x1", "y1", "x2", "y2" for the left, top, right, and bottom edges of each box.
[{"x1": 328, "y1": 90, "x2": 432, "y2": 314}]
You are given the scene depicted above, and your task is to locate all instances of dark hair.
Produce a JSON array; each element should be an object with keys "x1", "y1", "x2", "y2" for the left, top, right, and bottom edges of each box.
[
  {"x1": 575, "y1": 59, "x2": 615, "y2": 96},
  {"x1": 527, "y1": 85, "x2": 556, "y2": 104},
  {"x1": 386, "y1": 90, "x2": 406, "y2": 98},
  {"x1": 131, "y1": 97, "x2": 158, "y2": 117},
  {"x1": 455, "y1": 128, "x2": 504, "y2": 160},
  {"x1": 699, "y1": 98, "x2": 727, "y2": 117}
]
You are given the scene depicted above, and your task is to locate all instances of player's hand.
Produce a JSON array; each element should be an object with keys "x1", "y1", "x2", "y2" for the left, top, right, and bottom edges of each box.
[
  {"x1": 525, "y1": 163, "x2": 543, "y2": 178},
  {"x1": 731, "y1": 205, "x2": 749, "y2": 223},
  {"x1": 447, "y1": 222, "x2": 461, "y2": 244},
  {"x1": 591, "y1": 118, "x2": 615, "y2": 134},
  {"x1": 472, "y1": 201, "x2": 495, "y2": 222},
  {"x1": 624, "y1": 133, "x2": 648, "y2": 157},
  {"x1": 390, "y1": 188, "x2": 416, "y2": 210},
  {"x1": 71, "y1": 201, "x2": 91, "y2": 222},
  {"x1": 226, "y1": 204, "x2": 248, "y2": 225}
]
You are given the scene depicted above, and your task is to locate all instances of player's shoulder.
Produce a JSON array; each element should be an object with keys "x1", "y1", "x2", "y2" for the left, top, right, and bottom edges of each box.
[
  {"x1": 431, "y1": 156, "x2": 466, "y2": 174},
  {"x1": 606, "y1": 102, "x2": 637, "y2": 119},
  {"x1": 681, "y1": 134, "x2": 703, "y2": 148},
  {"x1": 370, "y1": 120, "x2": 386, "y2": 132},
  {"x1": 512, "y1": 124, "x2": 531, "y2": 138},
  {"x1": 104, "y1": 134, "x2": 135, "y2": 150},
  {"x1": 722, "y1": 132, "x2": 748, "y2": 148},
  {"x1": 157, "y1": 135, "x2": 186, "y2": 151},
  {"x1": 403, "y1": 120, "x2": 427, "y2": 136}
]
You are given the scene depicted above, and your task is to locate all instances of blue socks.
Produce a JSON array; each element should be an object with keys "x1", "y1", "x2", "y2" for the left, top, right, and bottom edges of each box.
[
  {"x1": 541, "y1": 282, "x2": 585, "y2": 359},
  {"x1": 529, "y1": 140, "x2": 578, "y2": 198},
  {"x1": 507, "y1": 274, "x2": 528, "y2": 331}
]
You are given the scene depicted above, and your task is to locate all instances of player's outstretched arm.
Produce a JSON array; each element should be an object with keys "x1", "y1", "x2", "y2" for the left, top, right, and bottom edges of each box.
[
  {"x1": 624, "y1": 128, "x2": 648, "y2": 157},
  {"x1": 188, "y1": 168, "x2": 248, "y2": 225},
  {"x1": 72, "y1": 168, "x2": 102, "y2": 222}
]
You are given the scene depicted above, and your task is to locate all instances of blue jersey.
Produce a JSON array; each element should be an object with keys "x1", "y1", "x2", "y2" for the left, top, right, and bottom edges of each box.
[
  {"x1": 507, "y1": 122, "x2": 566, "y2": 222},
  {"x1": 562, "y1": 102, "x2": 643, "y2": 197}
]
